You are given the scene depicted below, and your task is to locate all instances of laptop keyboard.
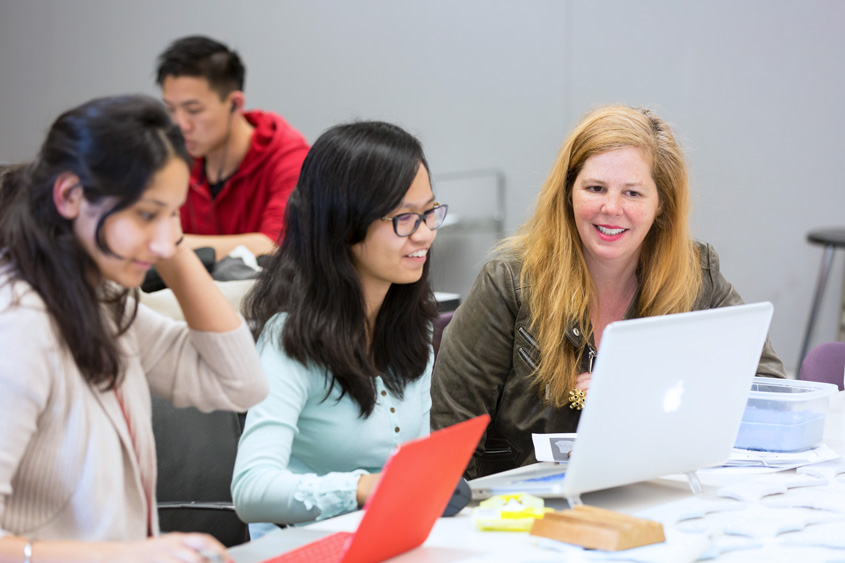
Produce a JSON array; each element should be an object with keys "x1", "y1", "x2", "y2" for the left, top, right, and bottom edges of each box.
[
  {"x1": 262, "y1": 531, "x2": 353, "y2": 563},
  {"x1": 515, "y1": 472, "x2": 567, "y2": 484}
]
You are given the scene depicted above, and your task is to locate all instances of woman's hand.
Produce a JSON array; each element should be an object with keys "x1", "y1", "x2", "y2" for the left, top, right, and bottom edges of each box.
[
  {"x1": 106, "y1": 533, "x2": 231, "y2": 563},
  {"x1": 152, "y1": 239, "x2": 205, "y2": 288},
  {"x1": 575, "y1": 371, "x2": 592, "y2": 392},
  {"x1": 356, "y1": 472, "x2": 381, "y2": 507},
  {"x1": 153, "y1": 241, "x2": 241, "y2": 333}
]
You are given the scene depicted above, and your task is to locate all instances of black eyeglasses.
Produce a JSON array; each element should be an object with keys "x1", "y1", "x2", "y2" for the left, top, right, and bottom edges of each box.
[{"x1": 380, "y1": 203, "x2": 449, "y2": 237}]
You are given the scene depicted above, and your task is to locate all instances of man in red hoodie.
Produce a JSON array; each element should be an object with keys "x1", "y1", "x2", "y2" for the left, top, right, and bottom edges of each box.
[{"x1": 157, "y1": 36, "x2": 309, "y2": 257}]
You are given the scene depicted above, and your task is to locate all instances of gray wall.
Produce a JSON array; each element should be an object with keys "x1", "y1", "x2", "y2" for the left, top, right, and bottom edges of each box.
[{"x1": 1, "y1": 0, "x2": 844, "y2": 374}]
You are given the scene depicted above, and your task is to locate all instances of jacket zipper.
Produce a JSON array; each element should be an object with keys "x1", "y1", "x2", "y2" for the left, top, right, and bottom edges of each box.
[
  {"x1": 518, "y1": 348, "x2": 538, "y2": 371},
  {"x1": 517, "y1": 326, "x2": 539, "y2": 371},
  {"x1": 587, "y1": 346, "x2": 597, "y2": 373},
  {"x1": 484, "y1": 446, "x2": 514, "y2": 455},
  {"x1": 517, "y1": 325, "x2": 539, "y2": 348}
]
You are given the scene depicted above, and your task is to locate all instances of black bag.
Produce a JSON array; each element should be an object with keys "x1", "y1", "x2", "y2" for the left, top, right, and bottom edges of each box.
[{"x1": 141, "y1": 247, "x2": 216, "y2": 293}]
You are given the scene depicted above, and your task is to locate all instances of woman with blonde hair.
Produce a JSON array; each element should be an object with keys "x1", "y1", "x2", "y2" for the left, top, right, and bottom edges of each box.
[{"x1": 431, "y1": 105, "x2": 785, "y2": 479}]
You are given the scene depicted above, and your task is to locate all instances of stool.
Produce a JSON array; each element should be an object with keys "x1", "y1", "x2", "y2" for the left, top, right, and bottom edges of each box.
[{"x1": 798, "y1": 228, "x2": 845, "y2": 373}]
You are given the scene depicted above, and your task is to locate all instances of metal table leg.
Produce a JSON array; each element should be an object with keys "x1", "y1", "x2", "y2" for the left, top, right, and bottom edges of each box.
[{"x1": 798, "y1": 244, "x2": 836, "y2": 374}]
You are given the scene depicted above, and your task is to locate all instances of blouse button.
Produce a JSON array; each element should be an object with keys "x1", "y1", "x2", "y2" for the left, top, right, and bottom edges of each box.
[
  {"x1": 390, "y1": 407, "x2": 395, "y2": 413},
  {"x1": 394, "y1": 427, "x2": 400, "y2": 433},
  {"x1": 381, "y1": 390, "x2": 387, "y2": 396}
]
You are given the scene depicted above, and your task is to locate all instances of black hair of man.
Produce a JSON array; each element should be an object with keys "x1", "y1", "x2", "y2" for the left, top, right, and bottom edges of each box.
[{"x1": 156, "y1": 35, "x2": 245, "y2": 100}]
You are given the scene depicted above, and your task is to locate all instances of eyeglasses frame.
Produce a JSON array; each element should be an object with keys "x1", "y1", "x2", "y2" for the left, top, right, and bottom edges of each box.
[{"x1": 379, "y1": 203, "x2": 449, "y2": 237}]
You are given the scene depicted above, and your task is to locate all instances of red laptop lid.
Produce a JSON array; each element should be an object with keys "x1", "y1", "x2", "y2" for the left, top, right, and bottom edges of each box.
[
  {"x1": 340, "y1": 414, "x2": 489, "y2": 563},
  {"x1": 260, "y1": 415, "x2": 489, "y2": 563}
]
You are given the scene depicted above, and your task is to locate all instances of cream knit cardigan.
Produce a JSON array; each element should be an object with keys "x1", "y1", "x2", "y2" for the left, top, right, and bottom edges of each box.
[{"x1": 0, "y1": 275, "x2": 268, "y2": 540}]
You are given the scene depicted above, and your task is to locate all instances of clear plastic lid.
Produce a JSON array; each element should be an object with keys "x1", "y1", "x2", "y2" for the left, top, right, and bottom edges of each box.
[{"x1": 748, "y1": 376, "x2": 839, "y2": 401}]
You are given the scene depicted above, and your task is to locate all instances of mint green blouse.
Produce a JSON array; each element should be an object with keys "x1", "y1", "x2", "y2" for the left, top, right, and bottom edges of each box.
[{"x1": 231, "y1": 313, "x2": 432, "y2": 535}]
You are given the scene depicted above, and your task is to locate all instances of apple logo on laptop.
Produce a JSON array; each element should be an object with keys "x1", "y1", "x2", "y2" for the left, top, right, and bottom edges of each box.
[{"x1": 663, "y1": 381, "x2": 685, "y2": 413}]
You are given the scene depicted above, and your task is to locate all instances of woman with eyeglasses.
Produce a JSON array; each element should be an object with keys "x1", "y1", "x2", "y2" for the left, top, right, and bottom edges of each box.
[{"x1": 232, "y1": 121, "x2": 447, "y2": 532}]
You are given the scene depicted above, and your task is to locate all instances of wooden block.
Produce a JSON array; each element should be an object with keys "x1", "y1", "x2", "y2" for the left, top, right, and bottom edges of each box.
[{"x1": 529, "y1": 505, "x2": 665, "y2": 551}]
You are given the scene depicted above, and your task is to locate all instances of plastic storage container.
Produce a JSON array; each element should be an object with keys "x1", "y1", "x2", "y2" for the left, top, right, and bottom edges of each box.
[{"x1": 734, "y1": 377, "x2": 839, "y2": 452}]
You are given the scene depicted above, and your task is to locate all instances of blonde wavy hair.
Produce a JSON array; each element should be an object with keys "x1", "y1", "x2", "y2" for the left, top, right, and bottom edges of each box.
[{"x1": 503, "y1": 105, "x2": 702, "y2": 406}]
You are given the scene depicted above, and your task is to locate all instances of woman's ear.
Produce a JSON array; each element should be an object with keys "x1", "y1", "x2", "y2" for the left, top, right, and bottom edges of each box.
[{"x1": 53, "y1": 172, "x2": 84, "y2": 219}]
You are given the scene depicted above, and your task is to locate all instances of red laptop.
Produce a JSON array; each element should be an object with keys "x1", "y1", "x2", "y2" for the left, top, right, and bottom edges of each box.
[{"x1": 261, "y1": 415, "x2": 490, "y2": 563}]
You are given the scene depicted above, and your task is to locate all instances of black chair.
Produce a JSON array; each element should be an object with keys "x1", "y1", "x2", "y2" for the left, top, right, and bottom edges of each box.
[{"x1": 151, "y1": 396, "x2": 249, "y2": 547}]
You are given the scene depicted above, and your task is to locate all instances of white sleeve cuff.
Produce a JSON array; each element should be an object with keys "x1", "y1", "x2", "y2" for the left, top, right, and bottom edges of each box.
[{"x1": 292, "y1": 470, "x2": 368, "y2": 521}]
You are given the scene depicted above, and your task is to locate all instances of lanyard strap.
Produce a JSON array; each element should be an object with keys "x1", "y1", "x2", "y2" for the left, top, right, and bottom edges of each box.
[{"x1": 114, "y1": 389, "x2": 153, "y2": 536}]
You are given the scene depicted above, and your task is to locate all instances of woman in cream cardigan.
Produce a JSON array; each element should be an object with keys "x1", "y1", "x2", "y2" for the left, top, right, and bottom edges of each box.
[{"x1": 0, "y1": 96, "x2": 268, "y2": 562}]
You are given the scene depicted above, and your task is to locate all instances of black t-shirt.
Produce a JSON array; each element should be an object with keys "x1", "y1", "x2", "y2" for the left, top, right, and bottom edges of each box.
[{"x1": 204, "y1": 158, "x2": 236, "y2": 199}]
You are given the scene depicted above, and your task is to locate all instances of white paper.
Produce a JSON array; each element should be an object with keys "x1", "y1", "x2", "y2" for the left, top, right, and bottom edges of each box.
[
  {"x1": 532, "y1": 433, "x2": 577, "y2": 463},
  {"x1": 698, "y1": 443, "x2": 840, "y2": 475}
]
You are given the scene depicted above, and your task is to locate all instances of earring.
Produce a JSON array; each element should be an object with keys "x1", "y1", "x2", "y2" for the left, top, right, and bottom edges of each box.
[{"x1": 568, "y1": 388, "x2": 586, "y2": 410}]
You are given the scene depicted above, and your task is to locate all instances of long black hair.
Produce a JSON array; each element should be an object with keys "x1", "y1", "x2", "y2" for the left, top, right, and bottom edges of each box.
[
  {"x1": 0, "y1": 95, "x2": 191, "y2": 390},
  {"x1": 243, "y1": 121, "x2": 439, "y2": 416}
]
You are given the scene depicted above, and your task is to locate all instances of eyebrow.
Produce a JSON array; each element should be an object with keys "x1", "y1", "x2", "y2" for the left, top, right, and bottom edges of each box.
[
  {"x1": 397, "y1": 196, "x2": 436, "y2": 211},
  {"x1": 579, "y1": 178, "x2": 645, "y2": 188},
  {"x1": 140, "y1": 198, "x2": 168, "y2": 207},
  {"x1": 163, "y1": 99, "x2": 203, "y2": 109}
]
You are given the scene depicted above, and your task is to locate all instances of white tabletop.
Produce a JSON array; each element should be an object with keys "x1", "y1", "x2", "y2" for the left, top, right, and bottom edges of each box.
[{"x1": 230, "y1": 391, "x2": 845, "y2": 563}]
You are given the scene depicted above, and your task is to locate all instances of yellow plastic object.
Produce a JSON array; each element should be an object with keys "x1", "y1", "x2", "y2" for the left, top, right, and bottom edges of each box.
[{"x1": 472, "y1": 493, "x2": 554, "y2": 531}]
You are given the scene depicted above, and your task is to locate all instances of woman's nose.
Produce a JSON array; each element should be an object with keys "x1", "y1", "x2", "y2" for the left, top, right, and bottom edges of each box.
[
  {"x1": 601, "y1": 193, "x2": 623, "y2": 215},
  {"x1": 149, "y1": 220, "x2": 180, "y2": 259},
  {"x1": 411, "y1": 219, "x2": 436, "y2": 243}
]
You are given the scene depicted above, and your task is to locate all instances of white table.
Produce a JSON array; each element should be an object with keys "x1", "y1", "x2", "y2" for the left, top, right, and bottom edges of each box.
[{"x1": 230, "y1": 392, "x2": 845, "y2": 562}]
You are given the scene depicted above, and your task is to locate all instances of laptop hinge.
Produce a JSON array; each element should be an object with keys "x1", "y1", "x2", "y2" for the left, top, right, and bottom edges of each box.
[{"x1": 685, "y1": 471, "x2": 703, "y2": 495}]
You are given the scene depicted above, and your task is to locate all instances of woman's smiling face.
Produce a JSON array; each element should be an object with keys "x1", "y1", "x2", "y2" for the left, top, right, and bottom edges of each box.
[
  {"x1": 571, "y1": 146, "x2": 660, "y2": 273},
  {"x1": 350, "y1": 164, "x2": 438, "y2": 296}
]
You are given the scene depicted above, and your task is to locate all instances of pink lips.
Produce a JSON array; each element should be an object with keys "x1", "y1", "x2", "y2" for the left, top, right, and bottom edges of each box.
[
  {"x1": 594, "y1": 225, "x2": 627, "y2": 242},
  {"x1": 403, "y1": 249, "x2": 429, "y2": 263}
]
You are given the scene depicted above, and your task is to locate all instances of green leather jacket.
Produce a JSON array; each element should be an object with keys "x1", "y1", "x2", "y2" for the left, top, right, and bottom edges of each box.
[{"x1": 431, "y1": 242, "x2": 786, "y2": 479}]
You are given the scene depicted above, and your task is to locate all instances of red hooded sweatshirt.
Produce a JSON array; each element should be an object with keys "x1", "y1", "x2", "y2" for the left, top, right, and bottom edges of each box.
[{"x1": 181, "y1": 110, "x2": 310, "y2": 244}]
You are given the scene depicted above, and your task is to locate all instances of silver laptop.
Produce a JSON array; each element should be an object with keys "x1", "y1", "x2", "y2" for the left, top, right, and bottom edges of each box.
[{"x1": 470, "y1": 302, "x2": 774, "y2": 505}]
